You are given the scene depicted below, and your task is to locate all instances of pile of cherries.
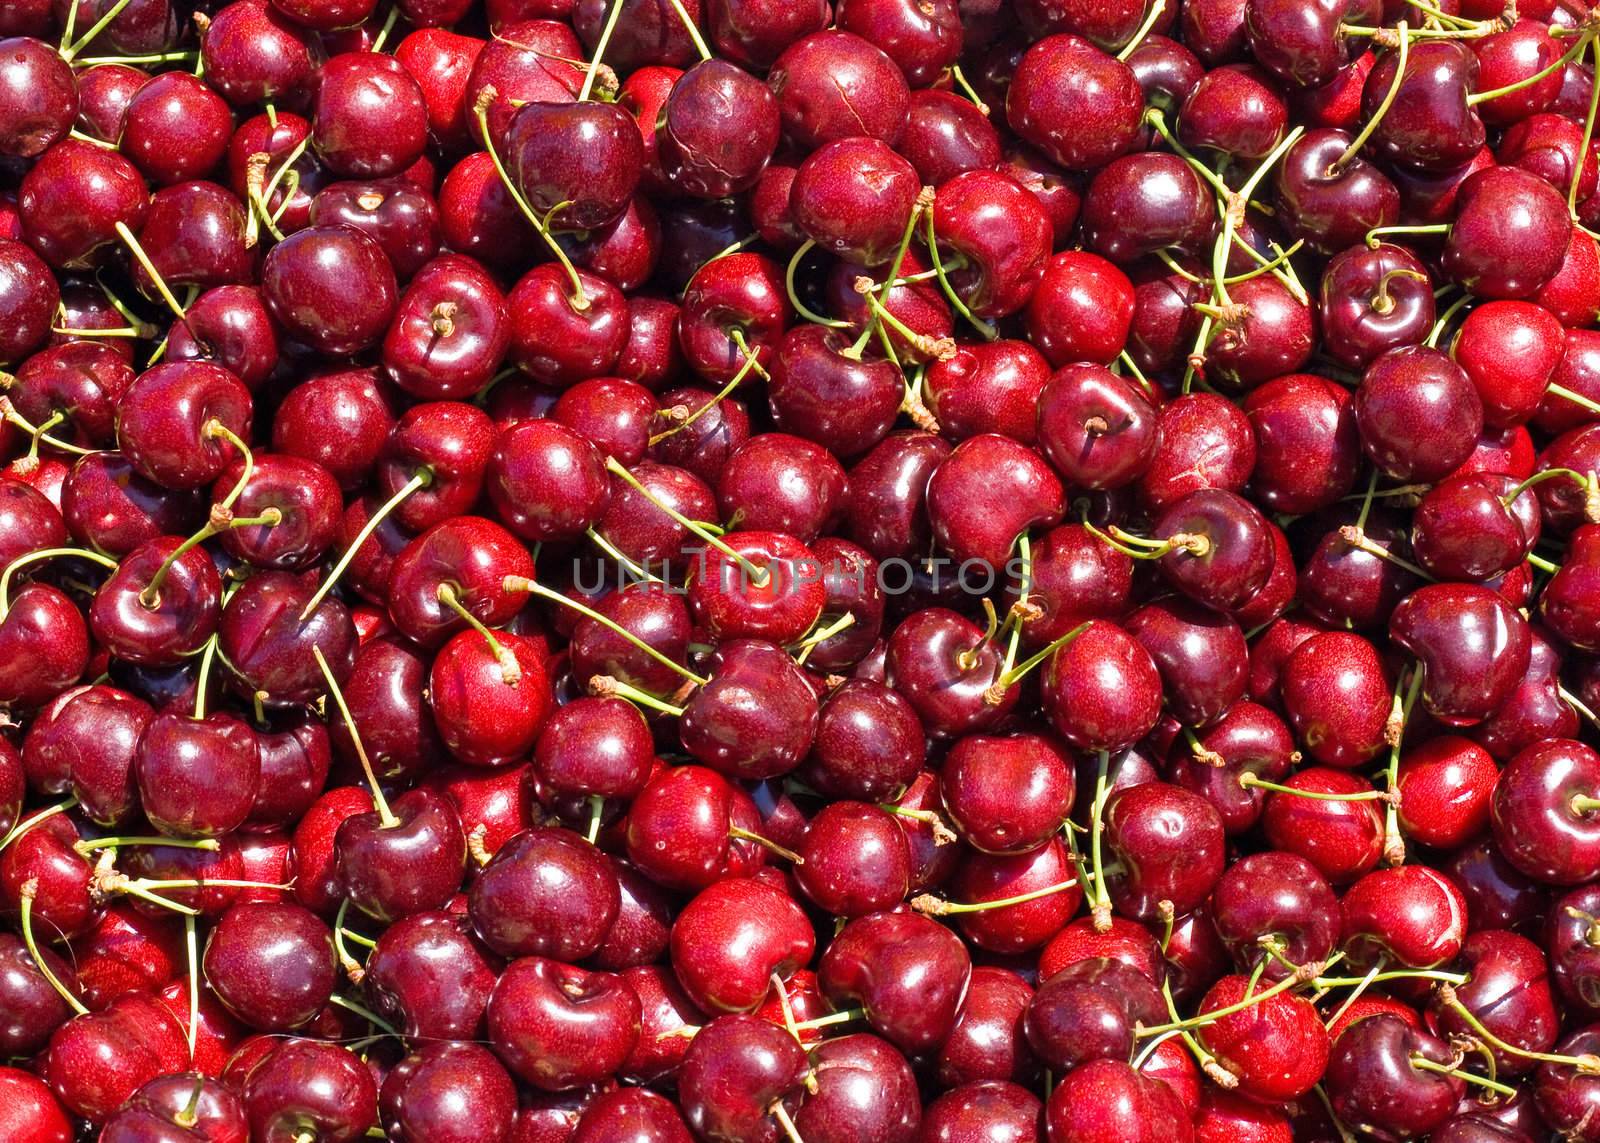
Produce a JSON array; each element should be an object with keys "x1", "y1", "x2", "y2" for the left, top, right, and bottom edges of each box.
[{"x1": 14, "y1": 0, "x2": 1600, "y2": 1138}]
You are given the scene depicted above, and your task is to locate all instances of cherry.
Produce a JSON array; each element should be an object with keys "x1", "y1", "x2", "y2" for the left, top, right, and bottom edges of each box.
[
  {"x1": 795, "y1": 801, "x2": 910, "y2": 916},
  {"x1": 670, "y1": 875, "x2": 813, "y2": 1014},
  {"x1": 506, "y1": 100, "x2": 642, "y2": 233},
  {"x1": 1365, "y1": 39, "x2": 1484, "y2": 173},
  {"x1": 1045, "y1": 1058, "x2": 1191, "y2": 1143},
  {"x1": 19, "y1": 140, "x2": 148, "y2": 269},
  {"x1": 1318, "y1": 242, "x2": 1435, "y2": 370},
  {"x1": 243, "y1": 1039, "x2": 376, "y2": 1142},
  {"x1": 680, "y1": 638, "x2": 819, "y2": 780},
  {"x1": 1492, "y1": 738, "x2": 1600, "y2": 886},
  {"x1": 1261, "y1": 766, "x2": 1384, "y2": 884},
  {"x1": 1391, "y1": 583, "x2": 1531, "y2": 727},
  {"x1": 1024, "y1": 956, "x2": 1165, "y2": 1072},
  {"x1": 922, "y1": 1081, "x2": 1043, "y2": 1143},
  {"x1": 1280, "y1": 630, "x2": 1390, "y2": 768},
  {"x1": 930, "y1": 169, "x2": 1054, "y2": 321},
  {"x1": 678, "y1": 1013, "x2": 808, "y2": 1140},
  {"x1": 203, "y1": 901, "x2": 335, "y2": 1031},
  {"x1": 1009, "y1": 34, "x2": 1142, "y2": 171},
  {"x1": 101, "y1": 1073, "x2": 247, "y2": 1143},
  {"x1": 43, "y1": 992, "x2": 187, "y2": 1123},
  {"x1": 1213, "y1": 850, "x2": 1339, "y2": 978},
  {"x1": 1355, "y1": 346, "x2": 1484, "y2": 484},
  {"x1": 121, "y1": 73, "x2": 232, "y2": 187},
  {"x1": 1082, "y1": 152, "x2": 1214, "y2": 263},
  {"x1": 644, "y1": 70, "x2": 763, "y2": 202},
  {"x1": 1326, "y1": 1014, "x2": 1464, "y2": 1140},
  {"x1": 364, "y1": 910, "x2": 499, "y2": 1040},
  {"x1": 487, "y1": 955, "x2": 639, "y2": 1091},
  {"x1": 1444, "y1": 166, "x2": 1573, "y2": 301},
  {"x1": 820, "y1": 909, "x2": 970, "y2": 1054},
  {"x1": 380, "y1": 1043, "x2": 518, "y2": 1143},
  {"x1": 261, "y1": 225, "x2": 399, "y2": 356}
]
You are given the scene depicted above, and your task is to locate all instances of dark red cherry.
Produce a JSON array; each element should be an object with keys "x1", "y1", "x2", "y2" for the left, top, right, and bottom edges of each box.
[
  {"x1": 314, "y1": 52, "x2": 428, "y2": 179},
  {"x1": 1444, "y1": 166, "x2": 1573, "y2": 301},
  {"x1": 506, "y1": 100, "x2": 642, "y2": 233},
  {"x1": 308, "y1": 179, "x2": 441, "y2": 281},
  {"x1": 670, "y1": 875, "x2": 813, "y2": 1014},
  {"x1": 261, "y1": 225, "x2": 397, "y2": 356},
  {"x1": 930, "y1": 169, "x2": 1054, "y2": 320},
  {"x1": 1008, "y1": 33, "x2": 1142, "y2": 171},
  {"x1": 204, "y1": 902, "x2": 335, "y2": 1032},
  {"x1": 1355, "y1": 346, "x2": 1484, "y2": 483},
  {"x1": 656, "y1": 58, "x2": 780, "y2": 198},
  {"x1": 120, "y1": 72, "x2": 231, "y2": 188},
  {"x1": 1390, "y1": 583, "x2": 1531, "y2": 727},
  {"x1": 0, "y1": 36, "x2": 77, "y2": 159},
  {"x1": 1318, "y1": 242, "x2": 1435, "y2": 370}
]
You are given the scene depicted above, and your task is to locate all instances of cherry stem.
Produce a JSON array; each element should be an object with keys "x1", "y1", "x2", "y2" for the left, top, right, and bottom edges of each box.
[
  {"x1": 1184, "y1": 727, "x2": 1224, "y2": 767},
  {"x1": 1561, "y1": 685, "x2": 1600, "y2": 729},
  {"x1": 1409, "y1": 1056, "x2": 1518, "y2": 1097},
  {"x1": 945, "y1": 64, "x2": 989, "y2": 114},
  {"x1": 370, "y1": 3, "x2": 399, "y2": 51},
  {"x1": 794, "y1": 612, "x2": 855, "y2": 666},
  {"x1": 995, "y1": 533, "x2": 1035, "y2": 684},
  {"x1": 505, "y1": 574, "x2": 709, "y2": 686},
  {"x1": 19, "y1": 883, "x2": 88, "y2": 1014},
  {"x1": 648, "y1": 343, "x2": 762, "y2": 445},
  {"x1": 924, "y1": 209, "x2": 998, "y2": 341},
  {"x1": 1572, "y1": 39, "x2": 1600, "y2": 214},
  {"x1": 877, "y1": 803, "x2": 958, "y2": 845},
  {"x1": 1337, "y1": 525, "x2": 1434, "y2": 582},
  {"x1": 1331, "y1": 23, "x2": 1409, "y2": 173},
  {"x1": 603, "y1": 455, "x2": 770, "y2": 587},
  {"x1": 1144, "y1": 108, "x2": 1232, "y2": 199},
  {"x1": 1572, "y1": 794, "x2": 1600, "y2": 815},
  {"x1": 1082, "y1": 519, "x2": 1176, "y2": 560},
  {"x1": 855, "y1": 287, "x2": 955, "y2": 362},
  {"x1": 113, "y1": 221, "x2": 189, "y2": 329},
  {"x1": 301, "y1": 470, "x2": 430, "y2": 621},
  {"x1": 59, "y1": 0, "x2": 79, "y2": 52},
  {"x1": 61, "y1": 0, "x2": 133, "y2": 59},
  {"x1": 183, "y1": 913, "x2": 199, "y2": 1061},
  {"x1": 587, "y1": 674, "x2": 687, "y2": 717},
  {"x1": 728, "y1": 825, "x2": 804, "y2": 865},
  {"x1": 1159, "y1": 976, "x2": 1234, "y2": 1087},
  {"x1": 784, "y1": 240, "x2": 851, "y2": 330},
  {"x1": 585, "y1": 795, "x2": 604, "y2": 844},
  {"x1": 0, "y1": 397, "x2": 96, "y2": 457},
  {"x1": 1550, "y1": 381, "x2": 1600, "y2": 416},
  {"x1": 791, "y1": 1008, "x2": 865, "y2": 1032},
  {"x1": 50, "y1": 322, "x2": 146, "y2": 338},
  {"x1": 911, "y1": 877, "x2": 1080, "y2": 916},
  {"x1": 586, "y1": 527, "x2": 662, "y2": 584},
  {"x1": 1212, "y1": 125, "x2": 1306, "y2": 310},
  {"x1": 577, "y1": 0, "x2": 625, "y2": 101},
  {"x1": 770, "y1": 1101, "x2": 805, "y2": 1143},
  {"x1": 473, "y1": 88, "x2": 591, "y2": 312},
  {"x1": 1089, "y1": 750, "x2": 1114, "y2": 927},
  {"x1": 1141, "y1": 956, "x2": 1338, "y2": 1035},
  {"x1": 1116, "y1": 0, "x2": 1167, "y2": 61},
  {"x1": 436, "y1": 582, "x2": 521, "y2": 685},
  {"x1": 986, "y1": 620, "x2": 1092, "y2": 702},
  {"x1": 956, "y1": 597, "x2": 1001, "y2": 672},
  {"x1": 1382, "y1": 667, "x2": 1423, "y2": 866},
  {"x1": 1239, "y1": 773, "x2": 1395, "y2": 802},
  {"x1": 328, "y1": 992, "x2": 399, "y2": 1036},
  {"x1": 0, "y1": 797, "x2": 77, "y2": 853},
  {"x1": 1468, "y1": 26, "x2": 1595, "y2": 107},
  {"x1": 1505, "y1": 467, "x2": 1590, "y2": 505},
  {"x1": 664, "y1": 0, "x2": 711, "y2": 60},
  {"x1": 1322, "y1": 957, "x2": 1385, "y2": 1029},
  {"x1": 1438, "y1": 986, "x2": 1600, "y2": 1073},
  {"x1": 1371, "y1": 267, "x2": 1429, "y2": 316},
  {"x1": 332, "y1": 900, "x2": 367, "y2": 982},
  {"x1": 0, "y1": 546, "x2": 118, "y2": 622},
  {"x1": 313, "y1": 644, "x2": 398, "y2": 828},
  {"x1": 1367, "y1": 222, "x2": 1451, "y2": 249},
  {"x1": 1225, "y1": 238, "x2": 1306, "y2": 289},
  {"x1": 74, "y1": 836, "x2": 220, "y2": 856},
  {"x1": 1313, "y1": 968, "x2": 1467, "y2": 988},
  {"x1": 844, "y1": 191, "x2": 932, "y2": 360}
]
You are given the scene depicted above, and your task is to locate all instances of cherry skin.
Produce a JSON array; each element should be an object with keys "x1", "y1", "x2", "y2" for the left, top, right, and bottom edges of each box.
[
  {"x1": 677, "y1": 1013, "x2": 809, "y2": 1141},
  {"x1": 242, "y1": 1039, "x2": 377, "y2": 1142},
  {"x1": 1492, "y1": 738, "x2": 1600, "y2": 886},
  {"x1": 1045, "y1": 1058, "x2": 1191, "y2": 1143},
  {"x1": 380, "y1": 1043, "x2": 518, "y2": 1143},
  {"x1": 364, "y1": 911, "x2": 499, "y2": 1040},
  {"x1": 670, "y1": 875, "x2": 813, "y2": 1014},
  {"x1": 487, "y1": 956, "x2": 640, "y2": 1092},
  {"x1": 335, "y1": 786, "x2": 466, "y2": 924},
  {"x1": 679, "y1": 638, "x2": 820, "y2": 780},
  {"x1": 1008, "y1": 34, "x2": 1143, "y2": 172},
  {"x1": 507, "y1": 99, "x2": 642, "y2": 232},
  {"x1": 1280, "y1": 630, "x2": 1390, "y2": 769},
  {"x1": 1035, "y1": 363, "x2": 1159, "y2": 492},
  {"x1": 1341, "y1": 865, "x2": 1469, "y2": 969},
  {"x1": 931, "y1": 169, "x2": 1054, "y2": 320},
  {"x1": 1444, "y1": 165, "x2": 1572, "y2": 301},
  {"x1": 819, "y1": 910, "x2": 971, "y2": 1055},
  {"x1": 1024, "y1": 956, "x2": 1165, "y2": 1073},
  {"x1": 656, "y1": 58, "x2": 780, "y2": 199},
  {"x1": 19, "y1": 140, "x2": 149, "y2": 269},
  {"x1": 261, "y1": 225, "x2": 399, "y2": 356},
  {"x1": 795, "y1": 801, "x2": 910, "y2": 917},
  {"x1": 1326, "y1": 1014, "x2": 1464, "y2": 1141},
  {"x1": 1212, "y1": 851, "x2": 1339, "y2": 979},
  {"x1": 121, "y1": 72, "x2": 232, "y2": 187},
  {"x1": 203, "y1": 901, "x2": 336, "y2": 1032},
  {"x1": 469, "y1": 825, "x2": 619, "y2": 961},
  {"x1": 1390, "y1": 582, "x2": 1532, "y2": 727},
  {"x1": 42, "y1": 992, "x2": 187, "y2": 1124}
]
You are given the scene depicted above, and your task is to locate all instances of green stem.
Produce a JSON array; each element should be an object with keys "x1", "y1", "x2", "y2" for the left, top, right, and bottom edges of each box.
[
  {"x1": 1550, "y1": 381, "x2": 1600, "y2": 415},
  {"x1": 648, "y1": 348, "x2": 761, "y2": 445},
  {"x1": 1239, "y1": 774, "x2": 1389, "y2": 801},
  {"x1": 505, "y1": 574, "x2": 708, "y2": 686},
  {"x1": 1408, "y1": 1056, "x2": 1518, "y2": 1097},
  {"x1": 184, "y1": 913, "x2": 199, "y2": 1061},
  {"x1": 74, "y1": 836, "x2": 220, "y2": 855},
  {"x1": 577, "y1": 0, "x2": 626, "y2": 102},
  {"x1": 1116, "y1": 0, "x2": 1167, "y2": 60},
  {"x1": 301, "y1": 472, "x2": 430, "y2": 620},
  {"x1": 603, "y1": 456, "x2": 769, "y2": 586},
  {"x1": 1089, "y1": 751, "x2": 1113, "y2": 924},
  {"x1": 784, "y1": 240, "x2": 851, "y2": 329},
  {"x1": 924, "y1": 209, "x2": 997, "y2": 340},
  {"x1": 328, "y1": 993, "x2": 399, "y2": 1035},
  {"x1": 113, "y1": 222, "x2": 188, "y2": 325},
  {"x1": 61, "y1": 0, "x2": 134, "y2": 60},
  {"x1": 586, "y1": 526, "x2": 661, "y2": 584},
  {"x1": 587, "y1": 674, "x2": 686, "y2": 717},
  {"x1": 1573, "y1": 38, "x2": 1600, "y2": 215},
  {"x1": 664, "y1": 0, "x2": 711, "y2": 59},
  {"x1": 313, "y1": 644, "x2": 399, "y2": 828},
  {"x1": 473, "y1": 89, "x2": 591, "y2": 311},
  {"x1": 19, "y1": 886, "x2": 88, "y2": 1014},
  {"x1": 911, "y1": 877, "x2": 1080, "y2": 915},
  {"x1": 1331, "y1": 24, "x2": 1409, "y2": 172},
  {"x1": 437, "y1": 583, "x2": 520, "y2": 684},
  {"x1": 0, "y1": 546, "x2": 119, "y2": 621}
]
